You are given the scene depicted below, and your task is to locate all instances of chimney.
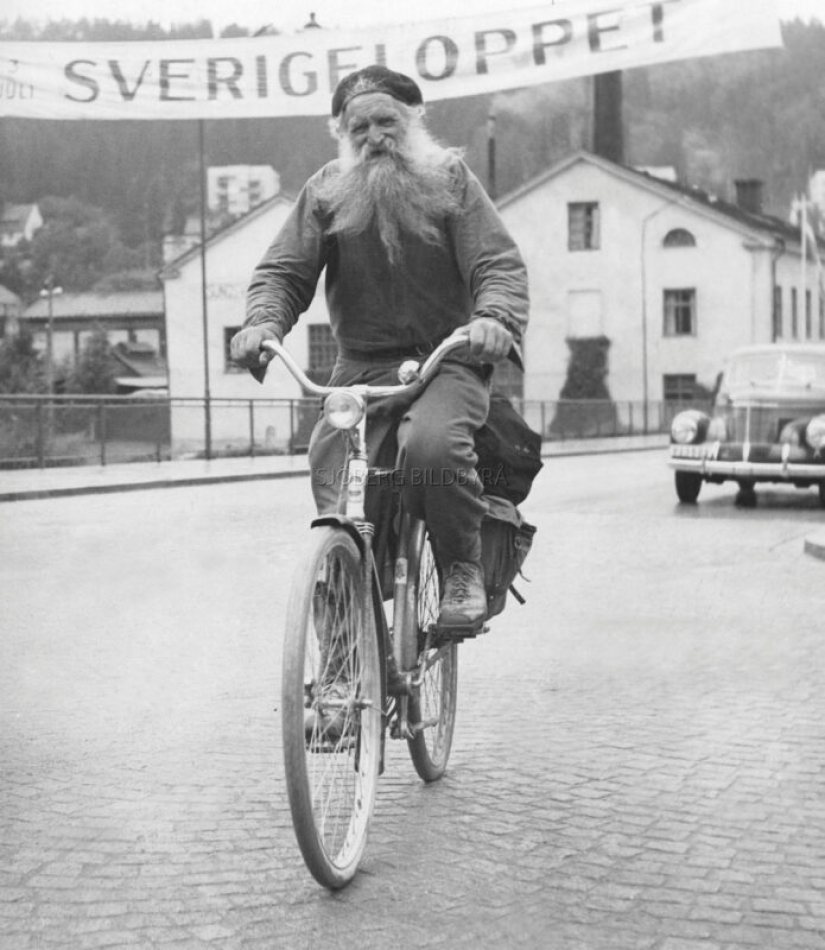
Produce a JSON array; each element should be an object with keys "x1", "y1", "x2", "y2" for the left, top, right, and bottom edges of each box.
[
  {"x1": 593, "y1": 71, "x2": 624, "y2": 165},
  {"x1": 734, "y1": 179, "x2": 764, "y2": 215}
]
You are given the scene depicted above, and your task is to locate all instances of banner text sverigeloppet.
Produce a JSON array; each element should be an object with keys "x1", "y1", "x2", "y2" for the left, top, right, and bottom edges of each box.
[{"x1": 62, "y1": 5, "x2": 673, "y2": 104}]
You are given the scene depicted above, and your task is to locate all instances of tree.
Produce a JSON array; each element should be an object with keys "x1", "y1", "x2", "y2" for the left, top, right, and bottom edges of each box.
[
  {"x1": 65, "y1": 325, "x2": 117, "y2": 394},
  {"x1": 551, "y1": 336, "x2": 618, "y2": 438},
  {"x1": 559, "y1": 336, "x2": 613, "y2": 401},
  {"x1": 29, "y1": 197, "x2": 141, "y2": 293},
  {"x1": 0, "y1": 327, "x2": 45, "y2": 393}
]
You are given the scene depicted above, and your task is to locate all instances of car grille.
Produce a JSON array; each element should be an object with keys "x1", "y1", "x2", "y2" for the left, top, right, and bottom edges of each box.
[{"x1": 728, "y1": 406, "x2": 793, "y2": 443}]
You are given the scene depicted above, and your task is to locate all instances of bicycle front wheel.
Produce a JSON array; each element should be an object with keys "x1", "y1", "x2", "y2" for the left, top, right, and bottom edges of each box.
[
  {"x1": 281, "y1": 526, "x2": 382, "y2": 889},
  {"x1": 406, "y1": 531, "x2": 458, "y2": 782}
]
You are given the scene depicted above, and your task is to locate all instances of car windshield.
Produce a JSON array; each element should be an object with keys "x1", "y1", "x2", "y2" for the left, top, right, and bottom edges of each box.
[{"x1": 726, "y1": 352, "x2": 825, "y2": 391}]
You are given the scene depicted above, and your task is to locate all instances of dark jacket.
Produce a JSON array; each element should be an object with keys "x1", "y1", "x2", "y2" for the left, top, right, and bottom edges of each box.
[{"x1": 245, "y1": 155, "x2": 529, "y2": 355}]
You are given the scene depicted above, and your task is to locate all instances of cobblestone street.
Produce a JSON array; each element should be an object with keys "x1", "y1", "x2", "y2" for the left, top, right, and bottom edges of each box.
[{"x1": 3, "y1": 454, "x2": 825, "y2": 949}]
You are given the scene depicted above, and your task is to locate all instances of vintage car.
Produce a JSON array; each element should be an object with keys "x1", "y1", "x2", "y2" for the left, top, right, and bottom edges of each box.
[{"x1": 669, "y1": 343, "x2": 825, "y2": 507}]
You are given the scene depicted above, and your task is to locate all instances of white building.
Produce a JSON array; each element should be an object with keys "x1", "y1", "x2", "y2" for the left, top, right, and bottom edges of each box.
[
  {"x1": 207, "y1": 165, "x2": 280, "y2": 217},
  {"x1": 497, "y1": 150, "x2": 824, "y2": 410},
  {"x1": 162, "y1": 166, "x2": 283, "y2": 267},
  {"x1": 161, "y1": 150, "x2": 825, "y2": 456},
  {"x1": 808, "y1": 170, "x2": 825, "y2": 216},
  {"x1": 0, "y1": 202, "x2": 43, "y2": 248},
  {"x1": 160, "y1": 194, "x2": 331, "y2": 456}
]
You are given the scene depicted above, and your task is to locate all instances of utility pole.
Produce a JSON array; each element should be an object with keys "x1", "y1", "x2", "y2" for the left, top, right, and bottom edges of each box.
[
  {"x1": 487, "y1": 112, "x2": 497, "y2": 200},
  {"x1": 198, "y1": 119, "x2": 212, "y2": 460}
]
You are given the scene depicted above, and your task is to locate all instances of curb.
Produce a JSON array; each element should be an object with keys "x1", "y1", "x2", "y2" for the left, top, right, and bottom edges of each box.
[
  {"x1": 0, "y1": 438, "x2": 668, "y2": 503},
  {"x1": 0, "y1": 467, "x2": 310, "y2": 503},
  {"x1": 804, "y1": 531, "x2": 825, "y2": 562}
]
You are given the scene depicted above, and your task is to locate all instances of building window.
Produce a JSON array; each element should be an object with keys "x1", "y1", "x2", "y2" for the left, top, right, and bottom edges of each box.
[
  {"x1": 663, "y1": 374, "x2": 697, "y2": 403},
  {"x1": 568, "y1": 202, "x2": 600, "y2": 251},
  {"x1": 248, "y1": 180, "x2": 262, "y2": 207},
  {"x1": 224, "y1": 326, "x2": 243, "y2": 372},
  {"x1": 791, "y1": 288, "x2": 798, "y2": 338},
  {"x1": 662, "y1": 228, "x2": 696, "y2": 248},
  {"x1": 307, "y1": 324, "x2": 336, "y2": 384},
  {"x1": 773, "y1": 285, "x2": 783, "y2": 340},
  {"x1": 663, "y1": 288, "x2": 696, "y2": 336}
]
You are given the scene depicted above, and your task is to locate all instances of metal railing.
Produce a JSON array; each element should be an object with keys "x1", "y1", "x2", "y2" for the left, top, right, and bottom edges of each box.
[{"x1": 0, "y1": 394, "x2": 701, "y2": 470}]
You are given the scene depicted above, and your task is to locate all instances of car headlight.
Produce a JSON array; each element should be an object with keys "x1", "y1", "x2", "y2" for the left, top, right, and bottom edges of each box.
[
  {"x1": 805, "y1": 414, "x2": 825, "y2": 451},
  {"x1": 323, "y1": 391, "x2": 365, "y2": 430},
  {"x1": 670, "y1": 410, "x2": 708, "y2": 444}
]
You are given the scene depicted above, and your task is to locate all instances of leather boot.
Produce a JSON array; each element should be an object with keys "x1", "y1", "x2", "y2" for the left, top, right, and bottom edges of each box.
[{"x1": 437, "y1": 561, "x2": 486, "y2": 634}]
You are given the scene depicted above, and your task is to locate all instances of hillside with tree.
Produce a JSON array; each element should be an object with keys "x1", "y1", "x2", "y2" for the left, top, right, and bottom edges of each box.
[{"x1": 0, "y1": 15, "x2": 824, "y2": 306}]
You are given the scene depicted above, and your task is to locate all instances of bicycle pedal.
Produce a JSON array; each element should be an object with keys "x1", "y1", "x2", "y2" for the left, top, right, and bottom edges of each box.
[{"x1": 436, "y1": 623, "x2": 486, "y2": 644}]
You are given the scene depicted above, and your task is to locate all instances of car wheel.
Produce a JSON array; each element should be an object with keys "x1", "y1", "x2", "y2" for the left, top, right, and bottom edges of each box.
[{"x1": 675, "y1": 471, "x2": 702, "y2": 504}]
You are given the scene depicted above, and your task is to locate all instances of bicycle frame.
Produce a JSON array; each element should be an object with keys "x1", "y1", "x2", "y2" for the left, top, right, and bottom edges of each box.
[
  {"x1": 262, "y1": 328, "x2": 468, "y2": 736},
  {"x1": 271, "y1": 330, "x2": 468, "y2": 887}
]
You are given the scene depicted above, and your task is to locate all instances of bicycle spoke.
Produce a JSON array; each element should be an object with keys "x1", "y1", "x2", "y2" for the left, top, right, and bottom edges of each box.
[
  {"x1": 406, "y1": 531, "x2": 458, "y2": 781},
  {"x1": 282, "y1": 528, "x2": 382, "y2": 889}
]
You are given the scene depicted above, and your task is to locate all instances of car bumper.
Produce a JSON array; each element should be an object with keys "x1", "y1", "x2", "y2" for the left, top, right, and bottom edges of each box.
[{"x1": 669, "y1": 442, "x2": 825, "y2": 480}]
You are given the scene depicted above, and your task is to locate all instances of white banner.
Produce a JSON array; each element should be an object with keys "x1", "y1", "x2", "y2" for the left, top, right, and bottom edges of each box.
[{"x1": 0, "y1": 0, "x2": 782, "y2": 121}]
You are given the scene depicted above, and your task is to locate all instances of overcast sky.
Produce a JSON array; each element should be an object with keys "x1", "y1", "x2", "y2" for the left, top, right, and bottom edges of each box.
[{"x1": 0, "y1": 0, "x2": 821, "y2": 34}]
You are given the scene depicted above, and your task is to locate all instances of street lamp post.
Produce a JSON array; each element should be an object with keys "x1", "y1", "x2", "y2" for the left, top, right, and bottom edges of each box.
[
  {"x1": 39, "y1": 278, "x2": 63, "y2": 395},
  {"x1": 640, "y1": 197, "x2": 685, "y2": 433},
  {"x1": 39, "y1": 278, "x2": 63, "y2": 456}
]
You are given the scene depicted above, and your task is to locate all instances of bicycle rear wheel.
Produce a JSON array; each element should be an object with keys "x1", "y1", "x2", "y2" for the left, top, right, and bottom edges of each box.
[
  {"x1": 406, "y1": 530, "x2": 458, "y2": 782},
  {"x1": 281, "y1": 526, "x2": 382, "y2": 889}
]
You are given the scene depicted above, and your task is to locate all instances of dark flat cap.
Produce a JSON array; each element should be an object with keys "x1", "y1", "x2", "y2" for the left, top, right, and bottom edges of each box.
[{"x1": 331, "y1": 65, "x2": 423, "y2": 117}]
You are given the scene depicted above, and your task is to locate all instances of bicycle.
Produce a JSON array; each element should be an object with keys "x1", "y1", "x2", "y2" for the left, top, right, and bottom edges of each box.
[{"x1": 263, "y1": 327, "x2": 473, "y2": 889}]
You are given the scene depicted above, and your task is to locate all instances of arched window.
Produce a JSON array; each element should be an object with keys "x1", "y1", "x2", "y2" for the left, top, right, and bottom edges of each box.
[{"x1": 663, "y1": 228, "x2": 696, "y2": 248}]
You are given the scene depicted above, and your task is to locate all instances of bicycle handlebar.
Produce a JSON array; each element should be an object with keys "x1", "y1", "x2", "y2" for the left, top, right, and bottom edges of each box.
[{"x1": 260, "y1": 327, "x2": 471, "y2": 398}]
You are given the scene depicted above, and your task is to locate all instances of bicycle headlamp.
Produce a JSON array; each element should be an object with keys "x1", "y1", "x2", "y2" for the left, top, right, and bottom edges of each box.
[{"x1": 323, "y1": 391, "x2": 365, "y2": 430}]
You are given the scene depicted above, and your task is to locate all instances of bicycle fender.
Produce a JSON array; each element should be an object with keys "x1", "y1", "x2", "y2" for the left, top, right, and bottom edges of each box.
[{"x1": 310, "y1": 514, "x2": 368, "y2": 555}]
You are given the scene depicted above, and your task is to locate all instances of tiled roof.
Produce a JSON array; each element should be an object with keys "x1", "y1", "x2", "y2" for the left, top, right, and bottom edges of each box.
[
  {"x1": 0, "y1": 284, "x2": 21, "y2": 306},
  {"x1": 22, "y1": 290, "x2": 164, "y2": 320},
  {"x1": 626, "y1": 164, "x2": 804, "y2": 244},
  {"x1": 498, "y1": 150, "x2": 815, "y2": 249}
]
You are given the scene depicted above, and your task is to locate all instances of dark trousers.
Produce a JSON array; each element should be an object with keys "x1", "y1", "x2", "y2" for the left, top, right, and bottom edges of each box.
[{"x1": 308, "y1": 356, "x2": 490, "y2": 567}]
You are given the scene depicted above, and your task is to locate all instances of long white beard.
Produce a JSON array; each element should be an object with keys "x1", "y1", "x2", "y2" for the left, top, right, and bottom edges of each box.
[{"x1": 319, "y1": 127, "x2": 462, "y2": 263}]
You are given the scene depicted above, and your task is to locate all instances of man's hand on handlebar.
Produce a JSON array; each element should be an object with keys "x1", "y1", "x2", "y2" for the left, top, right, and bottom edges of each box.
[
  {"x1": 230, "y1": 325, "x2": 282, "y2": 380},
  {"x1": 467, "y1": 316, "x2": 514, "y2": 363}
]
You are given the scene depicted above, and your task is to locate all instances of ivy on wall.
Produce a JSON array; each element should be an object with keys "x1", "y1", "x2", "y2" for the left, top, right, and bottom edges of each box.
[
  {"x1": 551, "y1": 336, "x2": 618, "y2": 437},
  {"x1": 559, "y1": 336, "x2": 612, "y2": 400}
]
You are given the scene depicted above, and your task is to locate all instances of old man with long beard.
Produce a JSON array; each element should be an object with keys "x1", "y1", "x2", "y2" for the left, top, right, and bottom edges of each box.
[{"x1": 231, "y1": 65, "x2": 529, "y2": 632}]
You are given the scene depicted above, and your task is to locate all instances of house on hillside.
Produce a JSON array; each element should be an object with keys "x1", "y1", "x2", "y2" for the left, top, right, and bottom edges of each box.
[
  {"x1": 19, "y1": 290, "x2": 166, "y2": 369},
  {"x1": 160, "y1": 194, "x2": 332, "y2": 455},
  {"x1": 208, "y1": 165, "x2": 280, "y2": 217},
  {"x1": 0, "y1": 203, "x2": 43, "y2": 248},
  {"x1": 497, "y1": 150, "x2": 825, "y2": 416},
  {"x1": 163, "y1": 166, "x2": 282, "y2": 266}
]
